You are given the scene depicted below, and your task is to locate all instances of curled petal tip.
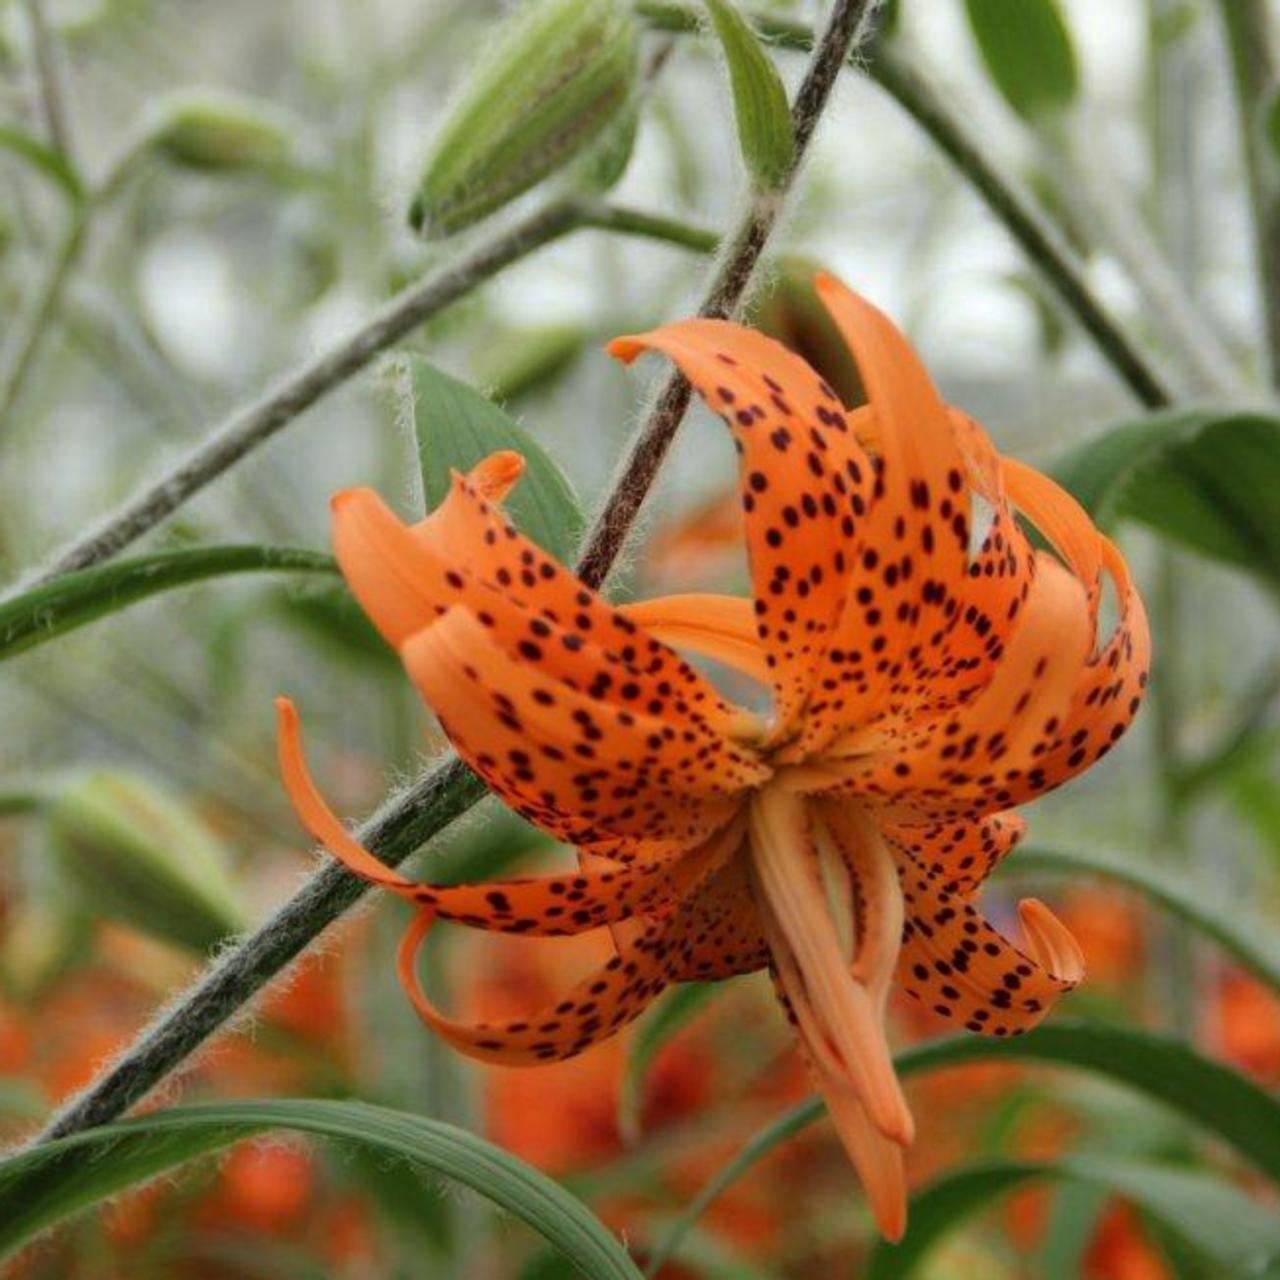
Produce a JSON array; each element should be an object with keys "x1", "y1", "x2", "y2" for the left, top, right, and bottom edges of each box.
[
  {"x1": 469, "y1": 450, "x2": 525, "y2": 500},
  {"x1": 605, "y1": 334, "x2": 646, "y2": 364},
  {"x1": 274, "y1": 694, "x2": 297, "y2": 721},
  {"x1": 1019, "y1": 897, "x2": 1086, "y2": 986}
]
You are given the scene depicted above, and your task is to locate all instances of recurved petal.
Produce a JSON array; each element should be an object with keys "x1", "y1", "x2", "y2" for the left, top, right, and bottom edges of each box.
[
  {"x1": 396, "y1": 909, "x2": 670, "y2": 1065},
  {"x1": 882, "y1": 812, "x2": 1027, "y2": 898},
  {"x1": 894, "y1": 846, "x2": 1083, "y2": 1036},
  {"x1": 792, "y1": 280, "x2": 972, "y2": 748},
  {"x1": 400, "y1": 606, "x2": 764, "y2": 846},
  {"x1": 1018, "y1": 536, "x2": 1151, "y2": 790},
  {"x1": 1001, "y1": 456, "x2": 1103, "y2": 625},
  {"x1": 334, "y1": 473, "x2": 750, "y2": 741},
  {"x1": 276, "y1": 696, "x2": 733, "y2": 934},
  {"x1": 810, "y1": 552, "x2": 1093, "y2": 823},
  {"x1": 609, "y1": 320, "x2": 877, "y2": 734}
]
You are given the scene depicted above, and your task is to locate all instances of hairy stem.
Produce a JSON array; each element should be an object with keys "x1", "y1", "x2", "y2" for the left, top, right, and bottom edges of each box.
[
  {"x1": 3, "y1": 201, "x2": 581, "y2": 598},
  {"x1": 28, "y1": 0, "x2": 879, "y2": 1146}
]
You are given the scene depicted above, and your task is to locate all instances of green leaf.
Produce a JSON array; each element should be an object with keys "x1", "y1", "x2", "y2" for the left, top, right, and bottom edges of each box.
[
  {"x1": 44, "y1": 770, "x2": 244, "y2": 953},
  {"x1": 1013, "y1": 844, "x2": 1280, "y2": 994},
  {"x1": 0, "y1": 545, "x2": 337, "y2": 664},
  {"x1": 701, "y1": 0, "x2": 794, "y2": 189},
  {"x1": 0, "y1": 1099, "x2": 643, "y2": 1278},
  {"x1": 1052, "y1": 409, "x2": 1280, "y2": 590},
  {"x1": 865, "y1": 1157, "x2": 1280, "y2": 1279},
  {"x1": 963, "y1": 0, "x2": 1078, "y2": 122},
  {"x1": 645, "y1": 1022, "x2": 1280, "y2": 1272},
  {"x1": 397, "y1": 354, "x2": 584, "y2": 563},
  {"x1": 619, "y1": 982, "x2": 719, "y2": 1141},
  {"x1": 0, "y1": 126, "x2": 84, "y2": 203}
]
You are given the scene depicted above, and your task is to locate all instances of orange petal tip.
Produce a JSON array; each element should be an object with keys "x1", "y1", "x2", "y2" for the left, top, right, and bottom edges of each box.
[
  {"x1": 468, "y1": 450, "x2": 525, "y2": 500},
  {"x1": 1019, "y1": 897, "x2": 1086, "y2": 986},
  {"x1": 605, "y1": 335, "x2": 646, "y2": 364}
]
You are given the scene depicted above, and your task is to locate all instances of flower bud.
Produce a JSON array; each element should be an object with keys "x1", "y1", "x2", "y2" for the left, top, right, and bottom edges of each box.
[
  {"x1": 45, "y1": 771, "x2": 244, "y2": 953},
  {"x1": 148, "y1": 92, "x2": 293, "y2": 172},
  {"x1": 410, "y1": 0, "x2": 638, "y2": 238},
  {"x1": 753, "y1": 257, "x2": 865, "y2": 407}
]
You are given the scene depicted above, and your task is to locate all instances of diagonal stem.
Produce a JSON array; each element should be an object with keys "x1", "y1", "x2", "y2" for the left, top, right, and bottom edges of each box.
[
  {"x1": 27, "y1": 0, "x2": 879, "y2": 1146},
  {"x1": 637, "y1": 1, "x2": 1177, "y2": 411}
]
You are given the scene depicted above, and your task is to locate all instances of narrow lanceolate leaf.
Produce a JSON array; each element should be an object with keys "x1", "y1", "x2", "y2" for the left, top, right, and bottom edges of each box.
[
  {"x1": 0, "y1": 126, "x2": 84, "y2": 203},
  {"x1": 963, "y1": 0, "x2": 1079, "y2": 122},
  {"x1": 410, "y1": 0, "x2": 638, "y2": 237},
  {"x1": 0, "y1": 1099, "x2": 644, "y2": 1279},
  {"x1": 396, "y1": 354, "x2": 584, "y2": 563},
  {"x1": 0, "y1": 545, "x2": 337, "y2": 664},
  {"x1": 1052, "y1": 409, "x2": 1280, "y2": 593},
  {"x1": 865, "y1": 1158, "x2": 1280, "y2": 1279},
  {"x1": 44, "y1": 771, "x2": 245, "y2": 953},
  {"x1": 644, "y1": 1023, "x2": 1280, "y2": 1271},
  {"x1": 1014, "y1": 844, "x2": 1280, "y2": 994},
  {"x1": 701, "y1": 0, "x2": 794, "y2": 189}
]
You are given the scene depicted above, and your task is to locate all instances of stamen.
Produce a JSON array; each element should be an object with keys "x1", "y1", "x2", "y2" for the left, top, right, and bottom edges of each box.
[{"x1": 747, "y1": 787, "x2": 913, "y2": 1143}]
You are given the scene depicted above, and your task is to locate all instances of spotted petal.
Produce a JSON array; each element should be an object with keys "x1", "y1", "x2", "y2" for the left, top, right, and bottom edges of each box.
[{"x1": 609, "y1": 321, "x2": 876, "y2": 734}]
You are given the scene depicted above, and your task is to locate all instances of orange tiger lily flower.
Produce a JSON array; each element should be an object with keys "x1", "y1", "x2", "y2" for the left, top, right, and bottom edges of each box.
[{"x1": 274, "y1": 275, "x2": 1149, "y2": 1241}]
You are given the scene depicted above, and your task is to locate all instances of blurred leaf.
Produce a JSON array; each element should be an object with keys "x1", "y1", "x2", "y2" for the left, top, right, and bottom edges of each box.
[
  {"x1": 410, "y1": 0, "x2": 638, "y2": 236},
  {"x1": 269, "y1": 582, "x2": 400, "y2": 672},
  {"x1": 646, "y1": 1022, "x2": 1280, "y2": 1271},
  {"x1": 0, "y1": 1099, "x2": 644, "y2": 1277},
  {"x1": 1053, "y1": 409, "x2": 1280, "y2": 592},
  {"x1": 573, "y1": 103, "x2": 640, "y2": 194},
  {"x1": 963, "y1": 0, "x2": 1078, "y2": 122},
  {"x1": 398, "y1": 355, "x2": 583, "y2": 562},
  {"x1": 0, "y1": 900, "x2": 90, "y2": 1001},
  {"x1": 1014, "y1": 844, "x2": 1280, "y2": 993},
  {"x1": 0, "y1": 545, "x2": 336, "y2": 664},
  {"x1": 865, "y1": 1158, "x2": 1280, "y2": 1279},
  {"x1": 45, "y1": 770, "x2": 245, "y2": 953},
  {"x1": 619, "y1": 982, "x2": 719, "y2": 1141},
  {"x1": 701, "y1": 0, "x2": 794, "y2": 189},
  {"x1": 0, "y1": 126, "x2": 84, "y2": 202},
  {"x1": 473, "y1": 324, "x2": 588, "y2": 403}
]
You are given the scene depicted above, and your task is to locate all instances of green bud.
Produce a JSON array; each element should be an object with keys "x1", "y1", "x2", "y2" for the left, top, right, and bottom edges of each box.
[
  {"x1": 148, "y1": 91, "x2": 293, "y2": 172},
  {"x1": 753, "y1": 257, "x2": 865, "y2": 408},
  {"x1": 45, "y1": 771, "x2": 244, "y2": 953},
  {"x1": 410, "y1": 0, "x2": 638, "y2": 238}
]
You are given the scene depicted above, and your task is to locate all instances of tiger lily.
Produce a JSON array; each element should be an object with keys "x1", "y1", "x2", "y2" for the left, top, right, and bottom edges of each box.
[{"x1": 275, "y1": 276, "x2": 1149, "y2": 1240}]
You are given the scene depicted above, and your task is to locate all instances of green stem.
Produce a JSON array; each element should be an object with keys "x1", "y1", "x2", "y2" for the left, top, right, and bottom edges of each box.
[
  {"x1": 0, "y1": 212, "x2": 87, "y2": 427},
  {"x1": 1215, "y1": 0, "x2": 1280, "y2": 387},
  {"x1": 577, "y1": 201, "x2": 721, "y2": 253}
]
